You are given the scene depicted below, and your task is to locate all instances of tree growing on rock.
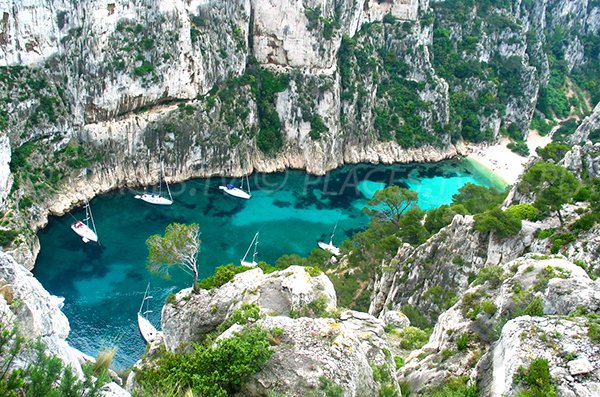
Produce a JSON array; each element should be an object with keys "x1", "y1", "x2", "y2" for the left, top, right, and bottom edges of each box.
[
  {"x1": 363, "y1": 185, "x2": 418, "y2": 226},
  {"x1": 147, "y1": 223, "x2": 201, "y2": 293},
  {"x1": 519, "y1": 162, "x2": 579, "y2": 224}
]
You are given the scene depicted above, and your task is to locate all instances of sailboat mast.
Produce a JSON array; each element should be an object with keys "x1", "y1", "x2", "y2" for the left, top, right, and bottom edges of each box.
[
  {"x1": 329, "y1": 221, "x2": 338, "y2": 245},
  {"x1": 246, "y1": 175, "x2": 251, "y2": 195},
  {"x1": 242, "y1": 232, "x2": 258, "y2": 263},
  {"x1": 86, "y1": 202, "x2": 98, "y2": 241},
  {"x1": 139, "y1": 283, "x2": 150, "y2": 313},
  {"x1": 162, "y1": 161, "x2": 173, "y2": 200},
  {"x1": 252, "y1": 232, "x2": 259, "y2": 262}
]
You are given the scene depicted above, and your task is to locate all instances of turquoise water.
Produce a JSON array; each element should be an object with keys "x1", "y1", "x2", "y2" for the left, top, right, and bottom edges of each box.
[{"x1": 33, "y1": 161, "x2": 502, "y2": 368}]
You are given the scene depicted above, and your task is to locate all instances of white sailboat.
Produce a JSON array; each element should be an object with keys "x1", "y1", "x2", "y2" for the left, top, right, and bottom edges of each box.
[
  {"x1": 137, "y1": 283, "x2": 161, "y2": 344},
  {"x1": 219, "y1": 174, "x2": 251, "y2": 200},
  {"x1": 318, "y1": 221, "x2": 341, "y2": 256},
  {"x1": 135, "y1": 161, "x2": 173, "y2": 205},
  {"x1": 70, "y1": 201, "x2": 98, "y2": 243},
  {"x1": 240, "y1": 232, "x2": 259, "y2": 267}
]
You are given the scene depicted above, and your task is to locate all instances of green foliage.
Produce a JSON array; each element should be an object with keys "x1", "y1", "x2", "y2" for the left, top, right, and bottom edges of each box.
[
  {"x1": 452, "y1": 183, "x2": 506, "y2": 215},
  {"x1": 474, "y1": 207, "x2": 522, "y2": 238},
  {"x1": 475, "y1": 266, "x2": 505, "y2": 288},
  {"x1": 507, "y1": 140, "x2": 530, "y2": 156},
  {"x1": 0, "y1": 230, "x2": 19, "y2": 247},
  {"x1": 401, "y1": 304, "x2": 432, "y2": 329},
  {"x1": 397, "y1": 207, "x2": 430, "y2": 245},
  {"x1": 0, "y1": 322, "x2": 106, "y2": 397},
  {"x1": 424, "y1": 204, "x2": 468, "y2": 234},
  {"x1": 218, "y1": 303, "x2": 262, "y2": 332},
  {"x1": 305, "y1": 266, "x2": 322, "y2": 276},
  {"x1": 513, "y1": 358, "x2": 557, "y2": 397},
  {"x1": 523, "y1": 296, "x2": 544, "y2": 316},
  {"x1": 552, "y1": 119, "x2": 579, "y2": 143},
  {"x1": 424, "y1": 285, "x2": 458, "y2": 311},
  {"x1": 146, "y1": 223, "x2": 201, "y2": 291},
  {"x1": 254, "y1": 68, "x2": 289, "y2": 156},
  {"x1": 197, "y1": 263, "x2": 252, "y2": 290},
  {"x1": 481, "y1": 300, "x2": 498, "y2": 316},
  {"x1": 519, "y1": 162, "x2": 580, "y2": 223},
  {"x1": 395, "y1": 326, "x2": 432, "y2": 350},
  {"x1": 319, "y1": 376, "x2": 344, "y2": 397},
  {"x1": 309, "y1": 115, "x2": 328, "y2": 140},
  {"x1": 455, "y1": 333, "x2": 470, "y2": 351},
  {"x1": 133, "y1": 61, "x2": 154, "y2": 77},
  {"x1": 505, "y1": 204, "x2": 539, "y2": 221},
  {"x1": 536, "y1": 142, "x2": 571, "y2": 163},
  {"x1": 571, "y1": 213, "x2": 600, "y2": 232},
  {"x1": 364, "y1": 186, "x2": 418, "y2": 226},
  {"x1": 394, "y1": 356, "x2": 405, "y2": 369},
  {"x1": 529, "y1": 115, "x2": 554, "y2": 136},
  {"x1": 422, "y1": 376, "x2": 478, "y2": 397},
  {"x1": 136, "y1": 326, "x2": 274, "y2": 397}
]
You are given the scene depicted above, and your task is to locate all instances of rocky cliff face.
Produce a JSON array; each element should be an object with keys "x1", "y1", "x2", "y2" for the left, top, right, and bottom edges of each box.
[
  {"x1": 156, "y1": 265, "x2": 400, "y2": 397},
  {"x1": 396, "y1": 254, "x2": 600, "y2": 396},
  {"x1": 1, "y1": 0, "x2": 598, "y2": 264}
]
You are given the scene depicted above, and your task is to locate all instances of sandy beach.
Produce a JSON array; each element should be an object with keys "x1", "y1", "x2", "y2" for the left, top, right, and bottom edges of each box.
[{"x1": 465, "y1": 130, "x2": 552, "y2": 186}]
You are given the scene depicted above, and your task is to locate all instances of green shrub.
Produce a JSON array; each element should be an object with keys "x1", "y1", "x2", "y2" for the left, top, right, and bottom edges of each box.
[
  {"x1": 197, "y1": 264, "x2": 252, "y2": 289},
  {"x1": 513, "y1": 358, "x2": 557, "y2": 397},
  {"x1": 571, "y1": 213, "x2": 600, "y2": 232},
  {"x1": 394, "y1": 356, "x2": 405, "y2": 369},
  {"x1": 452, "y1": 184, "x2": 506, "y2": 215},
  {"x1": 505, "y1": 203, "x2": 539, "y2": 221},
  {"x1": 0, "y1": 322, "x2": 106, "y2": 397},
  {"x1": 475, "y1": 266, "x2": 505, "y2": 288},
  {"x1": 422, "y1": 376, "x2": 478, "y2": 397},
  {"x1": 396, "y1": 326, "x2": 431, "y2": 351},
  {"x1": 523, "y1": 296, "x2": 545, "y2": 316},
  {"x1": 218, "y1": 303, "x2": 262, "y2": 332},
  {"x1": 0, "y1": 229, "x2": 19, "y2": 247},
  {"x1": 507, "y1": 140, "x2": 530, "y2": 156},
  {"x1": 401, "y1": 304, "x2": 432, "y2": 329},
  {"x1": 474, "y1": 207, "x2": 522, "y2": 238},
  {"x1": 456, "y1": 333, "x2": 470, "y2": 351},
  {"x1": 481, "y1": 300, "x2": 498, "y2": 316},
  {"x1": 536, "y1": 142, "x2": 571, "y2": 162},
  {"x1": 309, "y1": 115, "x2": 328, "y2": 140},
  {"x1": 305, "y1": 266, "x2": 322, "y2": 276},
  {"x1": 319, "y1": 376, "x2": 344, "y2": 397},
  {"x1": 136, "y1": 326, "x2": 274, "y2": 397}
]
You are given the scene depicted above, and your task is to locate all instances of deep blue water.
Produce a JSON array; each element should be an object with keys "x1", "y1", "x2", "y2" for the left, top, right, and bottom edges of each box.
[{"x1": 33, "y1": 161, "x2": 503, "y2": 368}]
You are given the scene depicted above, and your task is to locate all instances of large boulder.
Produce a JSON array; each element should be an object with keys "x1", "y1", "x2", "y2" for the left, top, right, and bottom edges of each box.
[{"x1": 161, "y1": 265, "x2": 336, "y2": 349}]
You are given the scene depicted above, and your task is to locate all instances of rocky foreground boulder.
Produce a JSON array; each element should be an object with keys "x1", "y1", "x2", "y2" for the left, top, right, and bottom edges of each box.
[
  {"x1": 159, "y1": 265, "x2": 400, "y2": 396},
  {"x1": 397, "y1": 254, "x2": 600, "y2": 396}
]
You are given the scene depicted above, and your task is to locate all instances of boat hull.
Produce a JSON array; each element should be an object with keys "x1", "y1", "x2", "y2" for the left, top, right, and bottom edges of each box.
[
  {"x1": 241, "y1": 260, "x2": 258, "y2": 267},
  {"x1": 219, "y1": 186, "x2": 251, "y2": 199},
  {"x1": 137, "y1": 313, "x2": 161, "y2": 344},
  {"x1": 135, "y1": 194, "x2": 173, "y2": 205},
  {"x1": 318, "y1": 241, "x2": 340, "y2": 256},
  {"x1": 71, "y1": 222, "x2": 98, "y2": 243}
]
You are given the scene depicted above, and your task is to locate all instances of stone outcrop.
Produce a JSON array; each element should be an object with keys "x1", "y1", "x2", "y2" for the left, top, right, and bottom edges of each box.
[
  {"x1": 489, "y1": 316, "x2": 600, "y2": 397},
  {"x1": 161, "y1": 265, "x2": 336, "y2": 350},
  {"x1": 157, "y1": 265, "x2": 400, "y2": 396},
  {"x1": 397, "y1": 254, "x2": 600, "y2": 395}
]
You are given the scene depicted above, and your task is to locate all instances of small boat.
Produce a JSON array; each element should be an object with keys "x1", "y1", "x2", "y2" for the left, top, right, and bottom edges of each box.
[
  {"x1": 137, "y1": 283, "x2": 161, "y2": 344},
  {"x1": 219, "y1": 175, "x2": 251, "y2": 200},
  {"x1": 70, "y1": 201, "x2": 98, "y2": 243},
  {"x1": 318, "y1": 221, "x2": 341, "y2": 256},
  {"x1": 135, "y1": 161, "x2": 173, "y2": 205},
  {"x1": 240, "y1": 232, "x2": 259, "y2": 267}
]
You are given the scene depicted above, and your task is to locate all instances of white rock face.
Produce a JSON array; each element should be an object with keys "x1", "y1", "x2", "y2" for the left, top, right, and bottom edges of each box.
[
  {"x1": 570, "y1": 102, "x2": 600, "y2": 144},
  {"x1": 0, "y1": 250, "x2": 81, "y2": 372},
  {"x1": 0, "y1": 135, "x2": 12, "y2": 209},
  {"x1": 161, "y1": 265, "x2": 336, "y2": 350},
  {"x1": 240, "y1": 311, "x2": 398, "y2": 397},
  {"x1": 491, "y1": 317, "x2": 600, "y2": 397}
]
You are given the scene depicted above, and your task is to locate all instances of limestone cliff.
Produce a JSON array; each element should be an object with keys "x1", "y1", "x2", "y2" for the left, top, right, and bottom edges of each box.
[
  {"x1": 1, "y1": 0, "x2": 598, "y2": 267},
  {"x1": 152, "y1": 265, "x2": 400, "y2": 397}
]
